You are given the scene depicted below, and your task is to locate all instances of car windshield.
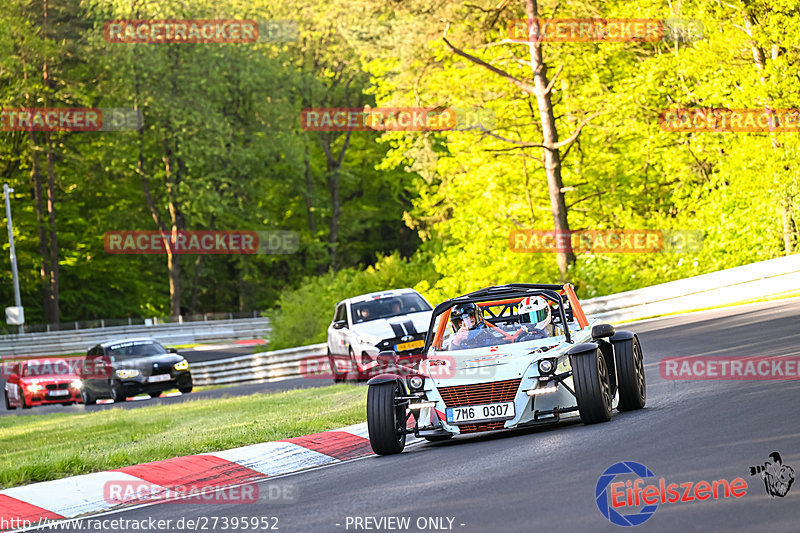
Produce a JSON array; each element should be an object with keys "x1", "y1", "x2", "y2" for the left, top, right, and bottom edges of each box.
[
  {"x1": 351, "y1": 293, "x2": 431, "y2": 324},
  {"x1": 106, "y1": 341, "x2": 166, "y2": 359},
  {"x1": 438, "y1": 300, "x2": 559, "y2": 351}
]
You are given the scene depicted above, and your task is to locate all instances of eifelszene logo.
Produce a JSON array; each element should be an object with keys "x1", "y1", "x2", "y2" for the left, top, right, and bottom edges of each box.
[{"x1": 595, "y1": 461, "x2": 748, "y2": 527}]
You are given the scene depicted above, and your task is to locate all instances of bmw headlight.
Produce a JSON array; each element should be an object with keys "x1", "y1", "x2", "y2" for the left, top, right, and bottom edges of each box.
[
  {"x1": 116, "y1": 369, "x2": 140, "y2": 379},
  {"x1": 26, "y1": 384, "x2": 43, "y2": 393},
  {"x1": 70, "y1": 379, "x2": 82, "y2": 390},
  {"x1": 173, "y1": 360, "x2": 189, "y2": 371}
]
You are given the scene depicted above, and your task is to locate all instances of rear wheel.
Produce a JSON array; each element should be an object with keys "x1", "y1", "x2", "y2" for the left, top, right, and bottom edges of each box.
[
  {"x1": 571, "y1": 348, "x2": 612, "y2": 424},
  {"x1": 109, "y1": 380, "x2": 126, "y2": 403},
  {"x1": 81, "y1": 389, "x2": 96, "y2": 405},
  {"x1": 4, "y1": 390, "x2": 15, "y2": 410},
  {"x1": 615, "y1": 336, "x2": 646, "y2": 411},
  {"x1": 178, "y1": 386, "x2": 193, "y2": 394},
  {"x1": 367, "y1": 381, "x2": 407, "y2": 455}
]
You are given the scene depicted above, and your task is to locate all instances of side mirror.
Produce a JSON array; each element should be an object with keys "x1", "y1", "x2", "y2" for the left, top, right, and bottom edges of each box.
[
  {"x1": 8, "y1": 373, "x2": 19, "y2": 382},
  {"x1": 377, "y1": 350, "x2": 398, "y2": 364},
  {"x1": 332, "y1": 320, "x2": 347, "y2": 330},
  {"x1": 167, "y1": 347, "x2": 178, "y2": 353},
  {"x1": 591, "y1": 323, "x2": 616, "y2": 339}
]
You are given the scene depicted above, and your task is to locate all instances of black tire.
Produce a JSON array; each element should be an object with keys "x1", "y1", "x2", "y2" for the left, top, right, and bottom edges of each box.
[
  {"x1": 367, "y1": 381, "x2": 407, "y2": 455},
  {"x1": 424, "y1": 435, "x2": 453, "y2": 442},
  {"x1": 149, "y1": 392, "x2": 161, "y2": 398},
  {"x1": 571, "y1": 348, "x2": 612, "y2": 424},
  {"x1": 178, "y1": 386, "x2": 193, "y2": 394},
  {"x1": 109, "y1": 380, "x2": 126, "y2": 403},
  {"x1": 81, "y1": 388, "x2": 96, "y2": 405},
  {"x1": 19, "y1": 387, "x2": 31, "y2": 409},
  {"x1": 329, "y1": 349, "x2": 346, "y2": 383},
  {"x1": 4, "y1": 390, "x2": 15, "y2": 410},
  {"x1": 615, "y1": 336, "x2": 646, "y2": 411}
]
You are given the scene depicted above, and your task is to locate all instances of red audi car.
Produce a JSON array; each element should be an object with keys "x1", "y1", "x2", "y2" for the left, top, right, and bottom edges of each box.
[{"x1": 4, "y1": 359, "x2": 83, "y2": 409}]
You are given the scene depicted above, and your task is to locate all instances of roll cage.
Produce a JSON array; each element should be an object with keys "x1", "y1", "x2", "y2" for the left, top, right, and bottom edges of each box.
[{"x1": 423, "y1": 283, "x2": 589, "y2": 352}]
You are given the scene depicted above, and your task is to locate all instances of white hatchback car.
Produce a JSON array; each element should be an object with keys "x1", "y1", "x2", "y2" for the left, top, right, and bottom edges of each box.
[{"x1": 326, "y1": 288, "x2": 433, "y2": 382}]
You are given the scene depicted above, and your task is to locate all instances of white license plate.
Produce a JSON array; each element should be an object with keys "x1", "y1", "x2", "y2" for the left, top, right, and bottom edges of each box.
[
  {"x1": 148, "y1": 374, "x2": 171, "y2": 383},
  {"x1": 48, "y1": 389, "x2": 69, "y2": 397},
  {"x1": 446, "y1": 402, "x2": 515, "y2": 424}
]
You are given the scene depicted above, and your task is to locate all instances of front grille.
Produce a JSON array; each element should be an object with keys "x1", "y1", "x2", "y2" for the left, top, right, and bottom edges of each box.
[
  {"x1": 459, "y1": 421, "x2": 506, "y2": 434},
  {"x1": 438, "y1": 378, "x2": 522, "y2": 408},
  {"x1": 45, "y1": 383, "x2": 69, "y2": 390},
  {"x1": 152, "y1": 364, "x2": 171, "y2": 375}
]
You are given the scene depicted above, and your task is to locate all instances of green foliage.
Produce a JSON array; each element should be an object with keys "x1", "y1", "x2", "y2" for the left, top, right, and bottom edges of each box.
[
  {"x1": 265, "y1": 251, "x2": 440, "y2": 350},
  {"x1": 0, "y1": 385, "x2": 365, "y2": 488}
]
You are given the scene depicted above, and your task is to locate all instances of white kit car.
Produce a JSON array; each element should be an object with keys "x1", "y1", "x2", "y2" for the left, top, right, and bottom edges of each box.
[{"x1": 365, "y1": 283, "x2": 647, "y2": 455}]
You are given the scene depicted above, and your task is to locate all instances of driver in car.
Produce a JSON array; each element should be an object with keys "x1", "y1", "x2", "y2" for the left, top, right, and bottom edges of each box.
[
  {"x1": 517, "y1": 296, "x2": 554, "y2": 339},
  {"x1": 448, "y1": 297, "x2": 553, "y2": 350},
  {"x1": 449, "y1": 303, "x2": 495, "y2": 349}
]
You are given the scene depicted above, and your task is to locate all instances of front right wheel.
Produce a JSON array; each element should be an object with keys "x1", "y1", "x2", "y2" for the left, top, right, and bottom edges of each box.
[
  {"x1": 367, "y1": 381, "x2": 407, "y2": 455},
  {"x1": 4, "y1": 390, "x2": 15, "y2": 410},
  {"x1": 571, "y1": 348, "x2": 613, "y2": 424}
]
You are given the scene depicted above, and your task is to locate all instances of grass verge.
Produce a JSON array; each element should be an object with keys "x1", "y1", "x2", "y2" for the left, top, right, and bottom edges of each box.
[{"x1": 0, "y1": 384, "x2": 365, "y2": 489}]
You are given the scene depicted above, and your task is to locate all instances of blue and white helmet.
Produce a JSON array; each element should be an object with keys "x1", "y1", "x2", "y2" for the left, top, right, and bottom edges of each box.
[{"x1": 518, "y1": 296, "x2": 551, "y2": 329}]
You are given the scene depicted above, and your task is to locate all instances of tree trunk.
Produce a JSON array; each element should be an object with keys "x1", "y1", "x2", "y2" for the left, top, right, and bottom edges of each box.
[
  {"x1": 44, "y1": 132, "x2": 59, "y2": 323},
  {"x1": 319, "y1": 129, "x2": 353, "y2": 271},
  {"x1": 525, "y1": 0, "x2": 574, "y2": 279},
  {"x1": 29, "y1": 131, "x2": 58, "y2": 324}
]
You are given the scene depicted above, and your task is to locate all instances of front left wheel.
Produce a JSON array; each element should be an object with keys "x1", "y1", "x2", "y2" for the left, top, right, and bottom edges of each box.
[
  {"x1": 367, "y1": 381, "x2": 407, "y2": 455},
  {"x1": 109, "y1": 380, "x2": 126, "y2": 403},
  {"x1": 571, "y1": 348, "x2": 613, "y2": 424}
]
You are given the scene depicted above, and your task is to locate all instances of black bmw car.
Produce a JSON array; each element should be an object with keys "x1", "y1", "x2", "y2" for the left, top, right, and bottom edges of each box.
[{"x1": 80, "y1": 338, "x2": 193, "y2": 404}]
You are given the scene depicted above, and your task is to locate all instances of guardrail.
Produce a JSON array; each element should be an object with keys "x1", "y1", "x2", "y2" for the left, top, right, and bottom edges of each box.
[
  {"x1": 580, "y1": 253, "x2": 800, "y2": 323},
  {"x1": 190, "y1": 344, "x2": 326, "y2": 386},
  {"x1": 0, "y1": 318, "x2": 271, "y2": 357},
  {"x1": 188, "y1": 254, "x2": 800, "y2": 387}
]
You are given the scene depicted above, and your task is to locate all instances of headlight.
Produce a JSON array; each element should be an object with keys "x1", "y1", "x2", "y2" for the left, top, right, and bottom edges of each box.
[
  {"x1": 116, "y1": 369, "x2": 140, "y2": 379},
  {"x1": 408, "y1": 376, "x2": 424, "y2": 391},
  {"x1": 70, "y1": 380, "x2": 82, "y2": 390},
  {"x1": 173, "y1": 360, "x2": 189, "y2": 371},
  {"x1": 538, "y1": 358, "x2": 555, "y2": 375},
  {"x1": 26, "y1": 384, "x2": 43, "y2": 393}
]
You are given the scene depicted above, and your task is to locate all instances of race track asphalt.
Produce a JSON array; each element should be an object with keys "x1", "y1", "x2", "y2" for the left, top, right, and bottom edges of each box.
[
  {"x1": 23, "y1": 298, "x2": 800, "y2": 532},
  {"x1": 0, "y1": 345, "x2": 330, "y2": 417}
]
